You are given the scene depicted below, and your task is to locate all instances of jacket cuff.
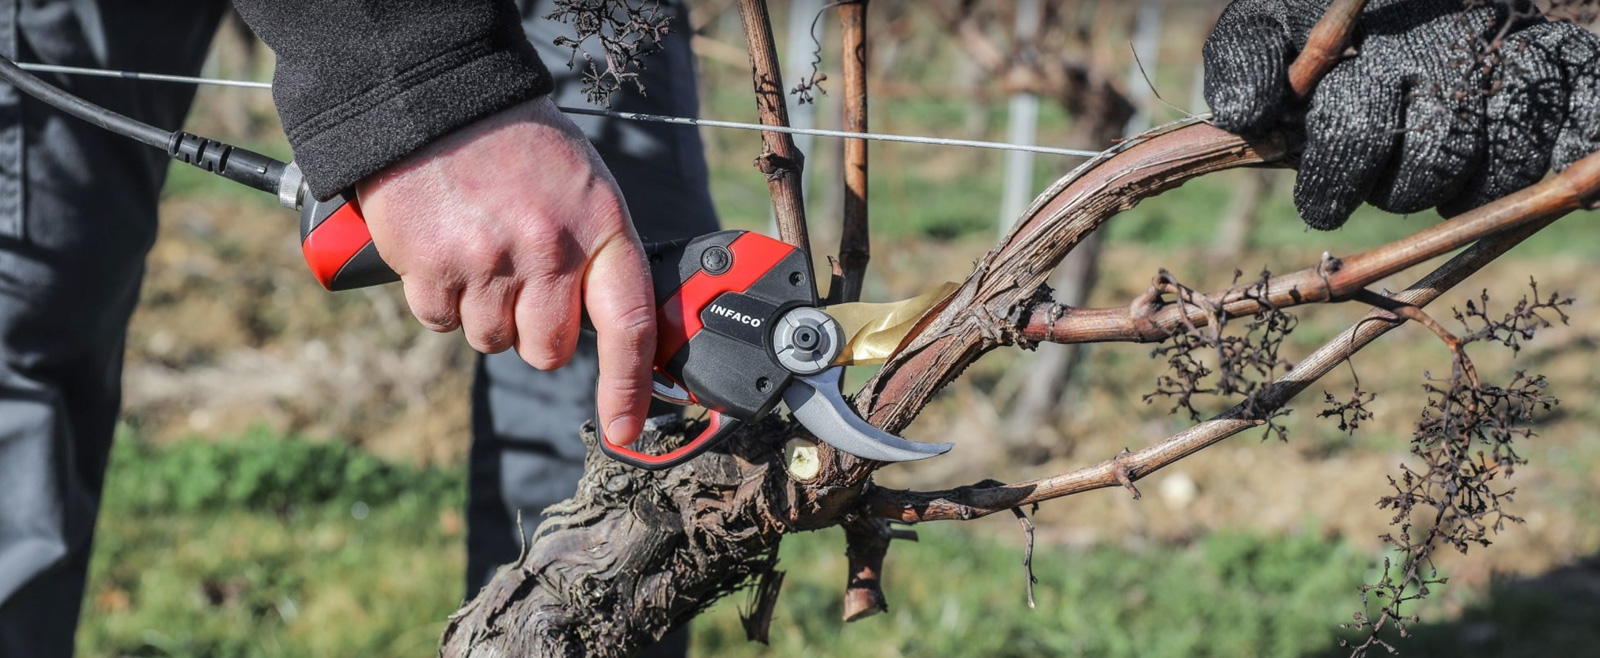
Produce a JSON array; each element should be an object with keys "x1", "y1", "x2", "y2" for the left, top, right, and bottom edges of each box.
[{"x1": 288, "y1": 38, "x2": 554, "y2": 200}]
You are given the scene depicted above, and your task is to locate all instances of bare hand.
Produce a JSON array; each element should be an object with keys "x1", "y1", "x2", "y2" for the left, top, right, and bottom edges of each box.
[{"x1": 356, "y1": 96, "x2": 653, "y2": 445}]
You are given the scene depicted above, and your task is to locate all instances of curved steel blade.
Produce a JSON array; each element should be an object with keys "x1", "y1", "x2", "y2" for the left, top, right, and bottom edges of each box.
[
  {"x1": 782, "y1": 367, "x2": 953, "y2": 462},
  {"x1": 650, "y1": 373, "x2": 693, "y2": 405}
]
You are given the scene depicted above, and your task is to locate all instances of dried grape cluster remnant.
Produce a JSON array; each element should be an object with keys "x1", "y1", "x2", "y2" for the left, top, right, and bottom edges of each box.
[
  {"x1": 547, "y1": 0, "x2": 671, "y2": 105},
  {"x1": 1142, "y1": 269, "x2": 1297, "y2": 440},
  {"x1": 1344, "y1": 282, "x2": 1570, "y2": 657}
]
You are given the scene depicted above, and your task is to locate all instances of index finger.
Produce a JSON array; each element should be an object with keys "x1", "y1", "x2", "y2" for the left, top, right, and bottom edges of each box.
[{"x1": 583, "y1": 231, "x2": 657, "y2": 447}]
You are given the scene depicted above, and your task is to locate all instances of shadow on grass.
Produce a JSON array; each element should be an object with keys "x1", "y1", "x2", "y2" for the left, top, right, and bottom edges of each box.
[{"x1": 1307, "y1": 554, "x2": 1600, "y2": 658}]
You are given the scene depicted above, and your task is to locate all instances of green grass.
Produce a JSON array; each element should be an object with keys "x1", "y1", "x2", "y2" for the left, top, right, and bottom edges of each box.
[
  {"x1": 78, "y1": 434, "x2": 1600, "y2": 658},
  {"x1": 85, "y1": 501, "x2": 462, "y2": 658},
  {"x1": 696, "y1": 526, "x2": 1372, "y2": 658},
  {"x1": 102, "y1": 427, "x2": 460, "y2": 515},
  {"x1": 83, "y1": 432, "x2": 466, "y2": 658}
]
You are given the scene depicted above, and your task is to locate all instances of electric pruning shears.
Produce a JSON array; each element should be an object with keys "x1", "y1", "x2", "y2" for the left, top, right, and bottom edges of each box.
[{"x1": 0, "y1": 57, "x2": 953, "y2": 470}]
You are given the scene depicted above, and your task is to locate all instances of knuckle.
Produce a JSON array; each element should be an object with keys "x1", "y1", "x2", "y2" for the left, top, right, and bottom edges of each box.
[
  {"x1": 400, "y1": 276, "x2": 462, "y2": 333},
  {"x1": 519, "y1": 343, "x2": 569, "y2": 371},
  {"x1": 467, "y1": 326, "x2": 514, "y2": 354},
  {"x1": 464, "y1": 311, "x2": 516, "y2": 353},
  {"x1": 606, "y1": 304, "x2": 657, "y2": 347},
  {"x1": 461, "y1": 237, "x2": 512, "y2": 275},
  {"x1": 421, "y1": 318, "x2": 459, "y2": 333},
  {"x1": 526, "y1": 231, "x2": 587, "y2": 276},
  {"x1": 590, "y1": 228, "x2": 642, "y2": 259},
  {"x1": 514, "y1": 292, "x2": 579, "y2": 371},
  {"x1": 413, "y1": 307, "x2": 460, "y2": 332},
  {"x1": 515, "y1": 326, "x2": 572, "y2": 370},
  {"x1": 522, "y1": 259, "x2": 571, "y2": 292}
]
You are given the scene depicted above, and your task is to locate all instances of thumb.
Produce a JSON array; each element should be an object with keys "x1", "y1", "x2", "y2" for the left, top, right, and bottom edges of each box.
[{"x1": 1204, "y1": 0, "x2": 1295, "y2": 135}]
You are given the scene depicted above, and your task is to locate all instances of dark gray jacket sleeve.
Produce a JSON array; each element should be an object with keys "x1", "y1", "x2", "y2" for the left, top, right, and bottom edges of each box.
[{"x1": 231, "y1": 0, "x2": 554, "y2": 200}]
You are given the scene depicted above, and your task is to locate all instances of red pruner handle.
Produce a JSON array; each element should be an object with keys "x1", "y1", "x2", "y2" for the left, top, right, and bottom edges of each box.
[
  {"x1": 599, "y1": 411, "x2": 740, "y2": 470},
  {"x1": 300, "y1": 188, "x2": 401, "y2": 291}
]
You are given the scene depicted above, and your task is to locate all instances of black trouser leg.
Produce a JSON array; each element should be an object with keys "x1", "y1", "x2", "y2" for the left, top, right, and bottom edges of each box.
[{"x1": 0, "y1": 3, "x2": 226, "y2": 656}]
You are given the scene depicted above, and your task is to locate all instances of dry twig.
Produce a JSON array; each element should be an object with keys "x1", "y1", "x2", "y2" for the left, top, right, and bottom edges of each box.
[{"x1": 735, "y1": 0, "x2": 811, "y2": 252}]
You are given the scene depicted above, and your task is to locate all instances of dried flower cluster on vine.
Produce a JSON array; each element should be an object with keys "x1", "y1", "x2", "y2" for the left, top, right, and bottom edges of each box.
[{"x1": 547, "y1": 0, "x2": 671, "y2": 105}]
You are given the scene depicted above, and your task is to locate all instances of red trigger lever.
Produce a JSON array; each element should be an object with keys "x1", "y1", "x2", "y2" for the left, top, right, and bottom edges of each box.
[{"x1": 598, "y1": 412, "x2": 742, "y2": 469}]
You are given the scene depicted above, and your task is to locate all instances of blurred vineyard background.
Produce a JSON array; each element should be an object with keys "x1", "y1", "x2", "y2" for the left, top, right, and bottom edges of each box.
[{"x1": 83, "y1": 1, "x2": 1600, "y2": 656}]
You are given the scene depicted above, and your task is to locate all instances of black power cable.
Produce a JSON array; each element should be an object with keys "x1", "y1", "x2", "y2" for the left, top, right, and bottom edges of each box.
[{"x1": 0, "y1": 55, "x2": 289, "y2": 196}]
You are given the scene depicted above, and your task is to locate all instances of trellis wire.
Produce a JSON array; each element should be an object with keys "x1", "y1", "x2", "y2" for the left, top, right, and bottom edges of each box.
[{"x1": 15, "y1": 62, "x2": 1103, "y2": 159}]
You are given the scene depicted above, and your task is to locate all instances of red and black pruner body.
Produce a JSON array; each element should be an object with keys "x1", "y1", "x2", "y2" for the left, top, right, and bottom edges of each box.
[
  {"x1": 601, "y1": 230, "x2": 818, "y2": 468},
  {"x1": 299, "y1": 189, "x2": 400, "y2": 291}
]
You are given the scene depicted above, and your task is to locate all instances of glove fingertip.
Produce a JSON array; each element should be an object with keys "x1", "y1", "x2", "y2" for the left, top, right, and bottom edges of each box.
[
  {"x1": 1294, "y1": 158, "x2": 1361, "y2": 231},
  {"x1": 1204, "y1": 13, "x2": 1292, "y2": 134},
  {"x1": 1293, "y1": 188, "x2": 1356, "y2": 231}
]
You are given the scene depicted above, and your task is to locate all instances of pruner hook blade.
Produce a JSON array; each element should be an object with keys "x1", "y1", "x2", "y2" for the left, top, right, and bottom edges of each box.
[{"x1": 781, "y1": 367, "x2": 953, "y2": 463}]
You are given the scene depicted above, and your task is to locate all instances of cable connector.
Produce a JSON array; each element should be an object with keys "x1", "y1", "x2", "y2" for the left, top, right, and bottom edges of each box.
[
  {"x1": 167, "y1": 131, "x2": 287, "y2": 196},
  {"x1": 277, "y1": 161, "x2": 306, "y2": 210}
]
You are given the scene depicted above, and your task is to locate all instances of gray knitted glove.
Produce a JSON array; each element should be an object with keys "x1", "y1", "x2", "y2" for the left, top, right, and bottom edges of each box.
[{"x1": 1203, "y1": 0, "x2": 1600, "y2": 229}]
